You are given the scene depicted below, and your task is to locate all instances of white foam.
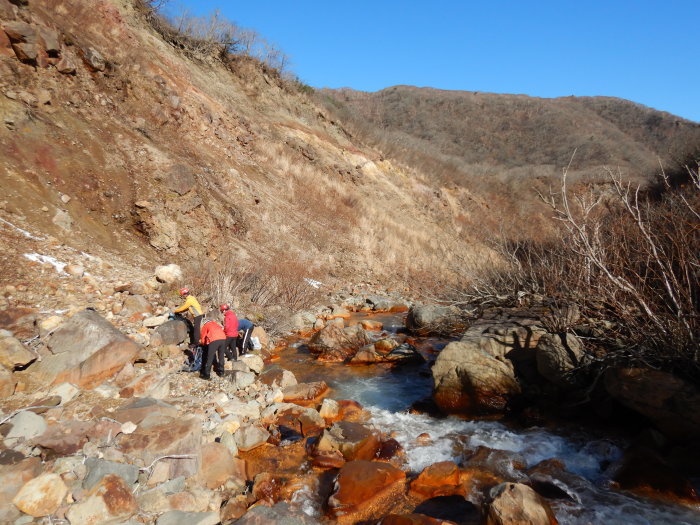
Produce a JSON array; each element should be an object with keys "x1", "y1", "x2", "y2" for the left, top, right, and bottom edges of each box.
[
  {"x1": 23, "y1": 253, "x2": 67, "y2": 274},
  {"x1": 0, "y1": 217, "x2": 42, "y2": 240}
]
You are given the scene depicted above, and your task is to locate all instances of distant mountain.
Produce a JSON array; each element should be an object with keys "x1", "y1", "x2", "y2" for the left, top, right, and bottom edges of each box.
[{"x1": 319, "y1": 86, "x2": 700, "y2": 183}]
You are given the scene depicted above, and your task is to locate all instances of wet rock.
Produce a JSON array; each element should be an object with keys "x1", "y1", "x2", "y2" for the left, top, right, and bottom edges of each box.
[
  {"x1": 282, "y1": 381, "x2": 328, "y2": 405},
  {"x1": 66, "y1": 474, "x2": 137, "y2": 524},
  {"x1": 156, "y1": 510, "x2": 220, "y2": 525},
  {"x1": 605, "y1": 368, "x2": 700, "y2": 440},
  {"x1": 319, "y1": 398, "x2": 340, "y2": 421},
  {"x1": 432, "y1": 340, "x2": 520, "y2": 415},
  {"x1": 12, "y1": 472, "x2": 67, "y2": 517},
  {"x1": 117, "y1": 416, "x2": 201, "y2": 479},
  {"x1": 536, "y1": 332, "x2": 584, "y2": 387},
  {"x1": 377, "y1": 438, "x2": 404, "y2": 462},
  {"x1": 0, "y1": 336, "x2": 35, "y2": 370},
  {"x1": 33, "y1": 309, "x2": 140, "y2": 389},
  {"x1": 613, "y1": 447, "x2": 699, "y2": 505},
  {"x1": 316, "y1": 421, "x2": 381, "y2": 461},
  {"x1": 84, "y1": 458, "x2": 139, "y2": 490},
  {"x1": 311, "y1": 448, "x2": 346, "y2": 469},
  {"x1": 308, "y1": 324, "x2": 371, "y2": 362},
  {"x1": 152, "y1": 319, "x2": 189, "y2": 346},
  {"x1": 360, "y1": 319, "x2": 383, "y2": 331},
  {"x1": 409, "y1": 461, "x2": 464, "y2": 499},
  {"x1": 197, "y1": 442, "x2": 246, "y2": 489},
  {"x1": 375, "y1": 338, "x2": 399, "y2": 353},
  {"x1": 270, "y1": 405, "x2": 325, "y2": 438},
  {"x1": 4, "y1": 410, "x2": 47, "y2": 446},
  {"x1": 259, "y1": 367, "x2": 297, "y2": 389},
  {"x1": 384, "y1": 342, "x2": 425, "y2": 364},
  {"x1": 155, "y1": 263, "x2": 183, "y2": 283},
  {"x1": 381, "y1": 514, "x2": 449, "y2": 525},
  {"x1": 234, "y1": 424, "x2": 270, "y2": 452},
  {"x1": 485, "y1": 482, "x2": 558, "y2": 525},
  {"x1": 328, "y1": 460, "x2": 406, "y2": 523},
  {"x1": 0, "y1": 456, "x2": 42, "y2": 522},
  {"x1": 406, "y1": 304, "x2": 462, "y2": 334},
  {"x1": 235, "y1": 501, "x2": 320, "y2": 524}
]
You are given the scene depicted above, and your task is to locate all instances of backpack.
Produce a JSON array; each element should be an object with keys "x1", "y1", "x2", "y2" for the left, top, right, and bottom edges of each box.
[{"x1": 183, "y1": 346, "x2": 203, "y2": 372}]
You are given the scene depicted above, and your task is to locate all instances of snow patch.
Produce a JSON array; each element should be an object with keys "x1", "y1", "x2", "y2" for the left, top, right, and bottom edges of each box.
[
  {"x1": 304, "y1": 278, "x2": 323, "y2": 288},
  {"x1": 23, "y1": 253, "x2": 67, "y2": 274},
  {"x1": 0, "y1": 217, "x2": 43, "y2": 240}
]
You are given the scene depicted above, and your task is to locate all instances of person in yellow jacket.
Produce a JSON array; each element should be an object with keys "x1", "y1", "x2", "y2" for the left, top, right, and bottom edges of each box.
[{"x1": 174, "y1": 288, "x2": 205, "y2": 346}]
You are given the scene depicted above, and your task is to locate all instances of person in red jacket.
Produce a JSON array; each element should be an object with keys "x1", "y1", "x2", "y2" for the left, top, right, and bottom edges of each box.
[
  {"x1": 199, "y1": 314, "x2": 227, "y2": 380},
  {"x1": 220, "y1": 304, "x2": 239, "y2": 361}
]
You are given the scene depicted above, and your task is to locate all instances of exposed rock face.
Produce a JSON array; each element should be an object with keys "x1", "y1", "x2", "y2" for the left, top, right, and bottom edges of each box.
[
  {"x1": 605, "y1": 368, "x2": 700, "y2": 440},
  {"x1": 307, "y1": 324, "x2": 371, "y2": 362},
  {"x1": 485, "y1": 482, "x2": 559, "y2": 525},
  {"x1": 406, "y1": 304, "x2": 463, "y2": 334},
  {"x1": 536, "y1": 332, "x2": 584, "y2": 387},
  {"x1": 0, "y1": 336, "x2": 35, "y2": 370},
  {"x1": 432, "y1": 340, "x2": 521, "y2": 415},
  {"x1": 32, "y1": 309, "x2": 140, "y2": 389},
  {"x1": 327, "y1": 460, "x2": 406, "y2": 524}
]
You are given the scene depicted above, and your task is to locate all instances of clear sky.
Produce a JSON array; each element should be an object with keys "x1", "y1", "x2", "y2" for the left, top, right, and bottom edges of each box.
[{"x1": 166, "y1": 1, "x2": 700, "y2": 122}]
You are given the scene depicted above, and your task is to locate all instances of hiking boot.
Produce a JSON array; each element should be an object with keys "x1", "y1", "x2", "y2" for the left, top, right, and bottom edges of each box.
[{"x1": 199, "y1": 372, "x2": 212, "y2": 380}]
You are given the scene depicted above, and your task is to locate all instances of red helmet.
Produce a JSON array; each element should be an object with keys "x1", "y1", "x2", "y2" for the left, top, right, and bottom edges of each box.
[
  {"x1": 179, "y1": 288, "x2": 190, "y2": 296},
  {"x1": 219, "y1": 304, "x2": 230, "y2": 312}
]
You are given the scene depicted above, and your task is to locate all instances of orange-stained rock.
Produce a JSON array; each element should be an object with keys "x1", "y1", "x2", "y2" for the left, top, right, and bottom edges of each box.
[
  {"x1": 221, "y1": 495, "x2": 249, "y2": 522},
  {"x1": 377, "y1": 438, "x2": 404, "y2": 463},
  {"x1": 198, "y1": 442, "x2": 246, "y2": 489},
  {"x1": 327, "y1": 460, "x2": 407, "y2": 524},
  {"x1": 382, "y1": 513, "x2": 455, "y2": 525},
  {"x1": 316, "y1": 421, "x2": 381, "y2": 461},
  {"x1": 12, "y1": 472, "x2": 67, "y2": 517},
  {"x1": 311, "y1": 449, "x2": 346, "y2": 469},
  {"x1": 410, "y1": 461, "x2": 465, "y2": 499},
  {"x1": 460, "y1": 467, "x2": 505, "y2": 505},
  {"x1": 252, "y1": 472, "x2": 285, "y2": 505},
  {"x1": 361, "y1": 320, "x2": 383, "y2": 331},
  {"x1": 337, "y1": 399, "x2": 367, "y2": 422},
  {"x1": 65, "y1": 474, "x2": 137, "y2": 524},
  {"x1": 240, "y1": 440, "x2": 307, "y2": 480},
  {"x1": 272, "y1": 405, "x2": 325, "y2": 437},
  {"x1": 308, "y1": 324, "x2": 371, "y2": 362},
  {"x1": 613, "y1": 447, "x2": 700, "y2": 505},
  {"x1": 282, "y1": 381, "x2": 328, "y2": 406},
  {"x1": 485, "y1": 482, "x2": 558, "y2": 525}
]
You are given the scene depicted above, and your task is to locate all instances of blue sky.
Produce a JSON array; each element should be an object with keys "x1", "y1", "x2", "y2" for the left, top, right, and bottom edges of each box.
[{"x1": 167, "y1": 1, "x2": 700, "y2": 122}]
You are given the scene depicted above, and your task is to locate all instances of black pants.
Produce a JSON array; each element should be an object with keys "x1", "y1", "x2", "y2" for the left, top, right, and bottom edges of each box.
[
  {"x1": 225, "y1": 336, "x2": 238, "y2": 360},
  {"x1": 203, "y1": 339, "x2": 226, "y2": 376},
  {"x1": 237, "y1": 326, "x2": 254, "y2": 354},
  {"x1": 192, "y1": 314, "x2": 204, "y2": 345}
]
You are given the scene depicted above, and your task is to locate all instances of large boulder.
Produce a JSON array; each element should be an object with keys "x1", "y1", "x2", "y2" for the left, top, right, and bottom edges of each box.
[
  {"x1": 484, "y1": 482, "x2": 558, "y2": 525},
  {"x1": 121, "y1": 294, "x2": 153, "y2": 320},
  {"x1": 0, "y1": 336, "x2": 35, "y2": 370},
  {"x1": 327, "y1": 460, "x2": 406, "y2": 524},
  {"x1": 155, "y1": 264, "x2": 183, "y2": 283},
  {"x1": 605, "y1": 368, "x2": 700, "y2": 440},
  {"x1": 259, "y1": 368, "x2": 297, "y2": 389},
  {"x1": 409, "y1": 461, "x2": 465, "y2": 499},
  {"x1": 30, "y1": 309, "x2": 140, "y2": 389},
  {"x1": 308, "y1": 324, "x2": 371, "y2": 362},
  {"x1": 406, "y1": 304, "x2": 463, "y2": 334},
  {"x1": 282, "y1": 381, "x2": 328, "y2": 405},
  {"x1": 432, "y1": 340, "x2": 521, "y2": 415},
  {"x1": 3, "y1": 21, "x2": 38, "y2": 63},
  {"x1": 315, "y1": 421, "x2": 381, "y2": 461},
  {"x1": 535, "y1": 332, "x2": 584, "y2": 387},
  {"x1": 152, "y1": 319, "x2": 189, "y2": 346},
  {"x1": 197, "y1": 442, "x2": 246, "y2": 489}
]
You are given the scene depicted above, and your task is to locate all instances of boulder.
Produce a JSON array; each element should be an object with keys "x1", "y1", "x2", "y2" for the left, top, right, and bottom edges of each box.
[
  {"x1": 282, "y1": 381, "x2": 328, "y2": 405},
  {"x1": 32, "y1": 309, "x2": 140, "y2": 389},
  {"x1": 197, "y1": 442, "x2": 246, "y2": 489},
  {"x1": 316, "y1": 421, "x2": 381, "y2": 461},
  {"x1": 406, "y1": 304, "x2": 462, "y2": 334},
  {"x1": 56, "y1": 54, "x2": 76, "y2": 74},
  {"x1": 221, "y1": 399, "x2": 260, "y2": 420},
  {"x1": 12, "y1": 472, "x2": 67, "y2": 517},
  {"x1": 117, "y1": 416, "x2": 201, "y2": 479},
  {"x1": 229, "y1": 370, "x2": 256, "y2": 390},
  {"x1": 38, "y1": 315, "x2": 63, "y2": 337},
  {"x1": 80, "y1": 46, "x2": 106, "y2": 71},
  {"x1": 366, "y1": 296, "x2": 409, "y2": 312},
  {"x1": 605, "y1": 368, "x2": 700, "y2": 440},
  {"x1": 0, "y1": 336, "x2": 35, "y2": 370},
  {"x1": 484, "y1": 482, "x2": 558, "y2": 525},
  {"x1": 119, "y1": 371, "x2": 170, "y2": 399},
  {"x1": 144, "y1": 314, "x2": 169, "y2": 328},
  {"x1": 158, "y1": 165, "x2": 196, "y2": 196},
  {"x1": 308, "y1": 324, "x2": 371, "y2": 362},
  {"x1": 432, "y1": 340, "x2": 521, "y2": 415},
  {"x1": 83, "y1": 458, "x2": 140, "y2": 490},
  {"x1": 234, "y1": 424, "x2": 270, "y2": 452},
  {"x1": 155, "y1": 263, "x2": 183, "y2": 283},
  {"x1": 33, "y1": 420, "x2": 94, "y2": 455},
  {"x1": 152, "y1": 319, "x2": 189, "y2": 346},
  {"x1": 113, "y1": 397, "x2": 179, "y2": 425},
  {"x1": 409, "y1": 461, "x2": 464, "y2": 499},
  {"x1": 37, "y1": 27, "x2": 60, "y2": 56},
  {"x1": 156, "y1": 510, "x2": 220, "y2": 525},
  {"x1": 327, "y1": 460, "x2": 406, "y2": 523},
  {"x1": 121, "y1": 294, "x2": 153, "y2": 319},
  {"x1": 251, "y1": 325, "x2": 270, "y2": 349},
  {"x1": 3, "y1": 21, "x2": 37, "y2": 63},
  {"x1": 535, "y1": 332, "x2": 584, "y2": 387},
  {"x1": 65, "y1": 474, "x2": 137, "y2": 524},
  {"x1": 240, "y1": 353, "x2": 265, "y2": 374},
  {"x1": 319, "y1": 398, "x2": 340, "y2": 421},
  {"x1": 360, "y1": 319, "x2": 383, "y2": 331},
  {"x1": 268, "y1": 404, "x2": 325, "y2": 438},
  {"x1": 381, "y1": 515, "x2": 449, "y2": 525},
  {"x1": 0, "y1": 457, "x2": 42, "y2": 522},
  {"x1": 383, "y1": 343, "x2": 425, "y2": 365},
  {"x1": 259, "y1": 368, "x2": 297, "y2": 389},
  {"x1": 4, "y1": 410, "x2": 47, "y2": 446}
]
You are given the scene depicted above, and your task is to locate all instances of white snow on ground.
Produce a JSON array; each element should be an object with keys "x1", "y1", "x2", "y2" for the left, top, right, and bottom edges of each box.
[
  {"x1": 304, "y1": 278, "x2": 323, "y2": 288},
  {"x1": 23, "y1": 253, "x2": 67, "y2": 274},
  {"x1": 0, "y1": 217, "x2": 43, "y2": 240}
]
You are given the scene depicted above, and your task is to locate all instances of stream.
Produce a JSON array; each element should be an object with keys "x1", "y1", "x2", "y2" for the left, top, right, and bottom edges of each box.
[{"x1": 275, "y1": 312, "x2": 700, "y2": 524}]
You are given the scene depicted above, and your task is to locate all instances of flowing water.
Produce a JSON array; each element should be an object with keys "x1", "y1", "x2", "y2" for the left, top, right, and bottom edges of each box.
[{"x1": 276, "y1": 312, "x2": 700, "y2": 524}]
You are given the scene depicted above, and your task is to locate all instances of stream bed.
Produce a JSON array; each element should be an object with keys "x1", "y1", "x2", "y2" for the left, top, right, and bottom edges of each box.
[{"x1": 275, "y1": 312, "x2": 700, "y2": 524}]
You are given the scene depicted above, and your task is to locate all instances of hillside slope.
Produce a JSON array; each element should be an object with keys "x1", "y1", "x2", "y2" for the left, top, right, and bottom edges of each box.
[
  {"x1": 319, "y1": 86, "x2": 700, "y2": 183},
  {"x1": 0, "y1": 0, "x2": 492, "y2": 309}
]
